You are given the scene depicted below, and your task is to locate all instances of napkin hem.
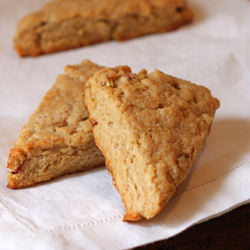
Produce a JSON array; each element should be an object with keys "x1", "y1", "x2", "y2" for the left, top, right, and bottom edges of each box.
[
  {"x1": 4, "y1": 158, "x2": 246, "y2": 235},
  {"x1": 185, "y1": 159, "x2": 250, "y2": 193},
  {"x1": 122, "y1": 199, "x2": 250, "y2": 250},
  {"x1": 0, "y1": 199, "x2": 37, "y2": 234}
]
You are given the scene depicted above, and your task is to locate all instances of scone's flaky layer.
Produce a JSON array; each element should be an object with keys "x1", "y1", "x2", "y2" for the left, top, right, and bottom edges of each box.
[
  {"x1": 84, "y1": 66, "x2": 220, "y2": 221},
  {"x1": 14, "y1": 0, "x2": 193, "y2": 56},
  {"x1": 7, "y1": 60, "x2": 104, "y2": 189}
]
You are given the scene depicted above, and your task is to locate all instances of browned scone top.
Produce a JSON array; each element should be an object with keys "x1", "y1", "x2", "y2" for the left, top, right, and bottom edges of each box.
[
  {"x1": 84, "y1": 66, "x2": 220, "y2": 221},
  {"x1": 7, "y1": 60, "x2": 104, "y2": 189},
  {"x1": 14, "y1": 0, "x2": 193, "y2": 56}
]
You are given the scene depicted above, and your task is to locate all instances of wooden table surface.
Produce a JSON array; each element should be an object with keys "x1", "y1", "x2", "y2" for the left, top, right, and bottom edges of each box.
[{"x1": 134, "y1": 203, "x2": 250, "y2": 250}]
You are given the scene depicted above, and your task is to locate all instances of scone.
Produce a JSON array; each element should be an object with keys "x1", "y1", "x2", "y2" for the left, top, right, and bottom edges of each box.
[
  {"x1": 84, "y1": 66, "x2": 220, "y2": 221},
  {"x1": 7, "y1": 60, "x2": 104, "y2": 189},
  {"x1": 14, "y1": 0, "x2": 193, "y2": 56}
]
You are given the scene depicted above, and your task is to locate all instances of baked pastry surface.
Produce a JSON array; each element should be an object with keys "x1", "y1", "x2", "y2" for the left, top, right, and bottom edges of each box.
[
  {"x1": 14, "y1": 0, "x2": 193, "y2": 56},
  {"x1": 84, "y1": 66, "x2": 220, "y2": 221},
  {"x1": 7, "y1": 60, "x2": 104, "y2": 189}
]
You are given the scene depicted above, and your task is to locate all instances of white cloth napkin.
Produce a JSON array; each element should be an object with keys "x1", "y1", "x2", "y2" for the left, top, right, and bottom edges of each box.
[{"x1": 0, "y1": 0, "x2": 250, "y2": 249}]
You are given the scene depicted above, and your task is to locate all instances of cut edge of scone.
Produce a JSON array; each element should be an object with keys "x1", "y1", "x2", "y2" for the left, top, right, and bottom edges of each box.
[
  {"x1": 84, "y1": 66, "x2": 220, "y2": 221},
  {"x1": 7, "y1": 60, "x2": 104, "y2": 189}
]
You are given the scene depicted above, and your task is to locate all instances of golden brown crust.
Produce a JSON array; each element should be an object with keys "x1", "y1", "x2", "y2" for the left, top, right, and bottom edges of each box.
[
  {"x1": 123, "y1": 212, "x2": 143, "y2": 222},
  {"x1": 7, "y1": 148, "x2": 27, "y2": 172},
  {"x1": 7, "y1": 60, "x2": 104, "y2": 189},
  {"x1": 14, "y1": 0, "x2": 193, "y2": 57},
  {"x1": 14, "y1": 37, "x2": 111, "y2": 57},
  {"x1": 84, "y1": 65, "x2": 219, "y2": 221}
]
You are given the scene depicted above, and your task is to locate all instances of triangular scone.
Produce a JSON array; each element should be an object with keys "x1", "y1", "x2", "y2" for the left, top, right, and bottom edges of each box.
[
  {"x1": 14, "y1": 0, "x2": 193, "y2": 56},
  {"x1": 84, "y1": 66, "x2": 220, "y2": 221},
  {"x1": 7, "y1": 60, "x2": 104, "y2": 189}
]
